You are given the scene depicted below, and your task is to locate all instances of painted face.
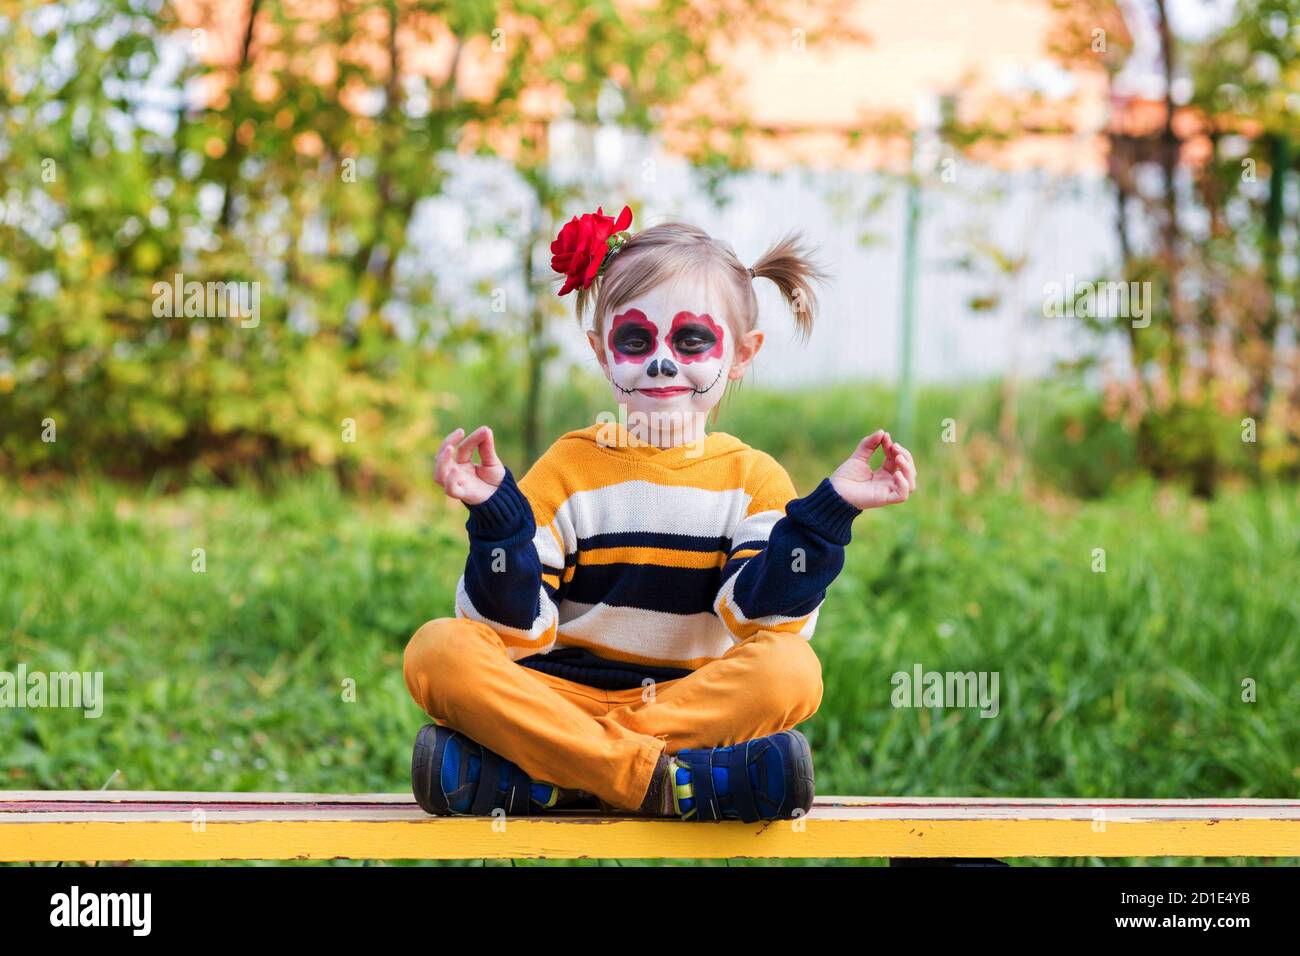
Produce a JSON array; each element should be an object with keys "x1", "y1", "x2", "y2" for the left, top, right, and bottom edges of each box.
[{"x1": 599, "y1": 280, "x2": 734, "y2": 427}]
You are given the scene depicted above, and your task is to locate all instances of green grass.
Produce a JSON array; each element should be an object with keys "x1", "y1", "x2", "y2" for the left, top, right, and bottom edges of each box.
[{"x1": 2, "y1": 426, "x2": 1298, "y2": 865}]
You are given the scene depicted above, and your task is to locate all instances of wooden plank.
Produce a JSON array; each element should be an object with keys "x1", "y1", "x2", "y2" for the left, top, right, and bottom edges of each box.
[
  {"x1": 5, "y1": 799, "x2": 1300, "y2": 820},
  {"x1": 0, "y1": 791, "x2": 415, "y2": 804},
  {"x1": 5, "y1": 791, "x2": 1298, "y2": 809},
  {"x1": 1, "y1": 792, "x2": 1297, "y2": 861}
]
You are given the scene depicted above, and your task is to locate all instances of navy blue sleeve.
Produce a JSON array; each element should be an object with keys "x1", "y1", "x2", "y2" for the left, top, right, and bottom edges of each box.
[
  {"x1": 715, "y1": 478, "x2": 861, "y2": 636},
  {"x1": 455, "y1": 466, "x2": 551, "y2": 633}
]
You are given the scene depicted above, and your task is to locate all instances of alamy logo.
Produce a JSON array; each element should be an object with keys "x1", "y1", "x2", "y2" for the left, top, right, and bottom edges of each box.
[
  {"x1": 50, "y1": 886, "x2": 151, "y2": 936},
  {"x1": 891, "y1": 663, "x2": 1000, "y2": 718},
  {"x1": 1042, "y1": 274, "x2": 1151, "y2": 328},
  {"x1": 0, "y1": 665, "x2": 103, "y2": 718},
  {"x1": 594, "y1": 406, "x2": 709, "y2": 458},
  {"x1": 152, "y1": 272, "x2": 260, "y2": 328}
]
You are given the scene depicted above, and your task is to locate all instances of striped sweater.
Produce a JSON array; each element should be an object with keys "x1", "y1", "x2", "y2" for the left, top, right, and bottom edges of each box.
[{"x1": 454, "y1": 422, "x2": 862, "y2": 689}]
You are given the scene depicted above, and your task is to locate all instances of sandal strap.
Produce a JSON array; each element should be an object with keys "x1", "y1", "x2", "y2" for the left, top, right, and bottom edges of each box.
[
  {"x1": 675, "y1": 741, "x2": 773, "y2": 822},
  {"x1": 678, "y1": 749, "x2": 722, "y2": 821},
  {"x1": 470, "y1": 747, "x2": 504, "y2": 815},
  {"x1": 670, "y1": 760, "x2": 695, "y2": 817},
  {"x1": 726, "y1": 741, "x2": 761, "y2": 823},
  {"x1": 442, "y1": 734, "x2": 477, "y2": 811},
  {"x1": 503, "y1": 764, "x2": 534, "y2": 815},
  {"x1": 469, "y1": 741, "x2": 536, "y2": 816}
]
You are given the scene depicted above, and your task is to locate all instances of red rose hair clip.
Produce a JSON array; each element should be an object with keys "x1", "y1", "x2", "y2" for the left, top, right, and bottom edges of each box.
[{"x1": 550, "y1": 204, "x2": 633, "y2": 296}]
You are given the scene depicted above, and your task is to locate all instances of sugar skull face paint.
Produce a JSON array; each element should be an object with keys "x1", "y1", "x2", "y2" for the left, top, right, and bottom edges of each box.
[
  {"x1": 595, "y1": 280, "x2": 734, "y2": 435},
  {"x1": 606, "y1": 309, "x2": 725, "y2": 365},
  {"x1": 606, "y1": 309, "x2": 658, "y2": 364},
  {"x1": 667, "y1": 311, "x2": 725, "y2": 363}
]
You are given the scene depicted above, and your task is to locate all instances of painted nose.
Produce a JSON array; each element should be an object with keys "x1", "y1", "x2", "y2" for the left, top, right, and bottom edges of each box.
[{"x1": 647, "y1": 357, "x2": 678, "y2": 378}]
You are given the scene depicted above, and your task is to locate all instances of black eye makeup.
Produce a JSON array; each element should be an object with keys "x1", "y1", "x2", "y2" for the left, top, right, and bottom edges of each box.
[
  {"x1": 612, "y1": 326, "x2": 654, "y2": 354},
  {"x1": 671, "y1": 324, "x2": 717, "y2": 354},
  {"x1": 607, "y1": 309, "x2": 659, "y2": 364}
]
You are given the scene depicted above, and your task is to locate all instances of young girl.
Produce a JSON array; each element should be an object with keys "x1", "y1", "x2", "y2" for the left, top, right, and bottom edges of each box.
[{"x1": 403, "y1": 205, "x2": 917, "y2": 822}]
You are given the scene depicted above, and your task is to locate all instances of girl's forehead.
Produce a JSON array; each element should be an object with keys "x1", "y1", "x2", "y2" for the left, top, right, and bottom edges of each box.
[{"x1": 611, "y1": 280, "x2": 725, "y2": 327}]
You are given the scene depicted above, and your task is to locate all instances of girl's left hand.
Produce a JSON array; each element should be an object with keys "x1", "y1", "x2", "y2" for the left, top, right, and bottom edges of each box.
[{"x1": 829, "y1": 430, "x2": 917, "y2": 510}]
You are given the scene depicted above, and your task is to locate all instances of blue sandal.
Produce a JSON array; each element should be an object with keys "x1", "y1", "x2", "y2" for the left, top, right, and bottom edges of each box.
[
  {"x1": 668, "y1": 729, "x2": 815, "y2": 823},
  {"x1": 411, "y1": 723, "x2": 560, "y2": 816}
]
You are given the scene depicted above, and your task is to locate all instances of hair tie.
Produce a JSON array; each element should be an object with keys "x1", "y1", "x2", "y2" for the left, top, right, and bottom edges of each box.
[{"x1": 747, "y1": 266, "x2": 755, "y2": 278}]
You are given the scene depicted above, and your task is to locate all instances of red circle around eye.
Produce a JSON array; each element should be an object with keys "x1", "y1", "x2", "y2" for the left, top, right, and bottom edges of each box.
[
  {"x1": 669, "y1": 311, "x2": 725, "y2": 362},
  {"x1": 608, "y1": 309, "x2": 657, "y2": 364}
]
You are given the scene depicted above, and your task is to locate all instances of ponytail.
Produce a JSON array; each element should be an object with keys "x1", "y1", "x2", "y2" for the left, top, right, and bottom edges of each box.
[{"x1": 748, "y1": 230, "x2": 830, "y2": 343}]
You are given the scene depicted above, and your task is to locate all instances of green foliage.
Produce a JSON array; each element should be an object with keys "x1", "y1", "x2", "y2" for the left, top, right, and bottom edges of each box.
[
  {"x1": 0, "y1": 0, "x2": 841, "y2": 486},
  {"x1": 1106, "y1": 0, "x2": 1300, "y2": 486},
  {"x1": 0, "y1": 1, "x2": 466, "y2": 490},
  {"x1": 1028, "y1": 387, "x2": 1138, "y2": 498},
  {"x1": 817, "y1": 479, "x2": 1300, "y2": 805}
]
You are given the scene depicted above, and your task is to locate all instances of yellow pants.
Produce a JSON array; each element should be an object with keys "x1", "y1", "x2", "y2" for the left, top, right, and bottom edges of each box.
[{"x1": 402, "y1": 617, "x2": 824, "y2": 810}]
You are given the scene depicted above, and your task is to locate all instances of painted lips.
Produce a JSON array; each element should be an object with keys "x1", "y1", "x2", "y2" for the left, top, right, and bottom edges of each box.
[{"x1": 638, "y1": 386, "x2": 693, "y2": 398}]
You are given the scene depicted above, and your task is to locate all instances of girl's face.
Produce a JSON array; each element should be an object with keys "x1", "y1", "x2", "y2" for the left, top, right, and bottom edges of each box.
[{"x1": 587, "y1": 278, "x2": 761, "y2": 430}]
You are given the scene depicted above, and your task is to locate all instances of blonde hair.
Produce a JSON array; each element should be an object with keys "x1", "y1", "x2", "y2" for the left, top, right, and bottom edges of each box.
[{"x1": 572, "y1": 221, "x2": 830, "y2": 347}]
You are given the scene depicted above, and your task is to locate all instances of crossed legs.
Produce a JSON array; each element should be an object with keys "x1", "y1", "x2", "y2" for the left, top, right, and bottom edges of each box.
[{"x1": 402, "y1": 617, "x2": 824, "y2": 809}]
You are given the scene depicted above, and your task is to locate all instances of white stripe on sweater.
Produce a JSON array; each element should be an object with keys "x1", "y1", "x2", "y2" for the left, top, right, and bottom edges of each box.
[
  {"x1": 455, "y1": 575, "x2": 558, "y2": 657},
  {"x1": 553, "y1": 480, "x2": 752, "y2": 542},
  {"x1": 556, "y1": 601, "x2": 740, "y2": 665}
]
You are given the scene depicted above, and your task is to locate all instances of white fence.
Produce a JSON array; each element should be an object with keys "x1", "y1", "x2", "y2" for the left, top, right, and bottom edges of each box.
[{"x1": 415, "y1": 129, "x2": 1129, "y2": 388}]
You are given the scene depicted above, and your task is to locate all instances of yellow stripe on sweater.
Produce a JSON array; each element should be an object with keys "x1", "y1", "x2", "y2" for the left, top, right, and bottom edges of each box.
[
  {"x1": 457, "y1": 598, "x2": 557, "y2": 651},
  {"x1": 518, "y1": 430, "x2": 795, "y2": 526},
  {"x1": 717, "y1": 593, "x2": 812, "y2": 641},
  {"x1": 579, "y1": 546, "x2": 728, "y2": 570}
]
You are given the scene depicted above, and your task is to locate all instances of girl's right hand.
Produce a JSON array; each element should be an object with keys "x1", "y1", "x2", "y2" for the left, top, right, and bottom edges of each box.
[{"x1": 435, "y1": 426, "x2": 506, "y2": 505}]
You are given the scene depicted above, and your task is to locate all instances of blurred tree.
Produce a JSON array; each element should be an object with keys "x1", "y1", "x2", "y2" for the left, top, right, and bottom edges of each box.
[
  {"x1": 1046, "y1": 0, "x2": 1299, "y2": 492},
  {"x1": 0, "y1": 0, "x2": 864, "y2": 486},
  {"x1": 0, "y1": 0, "x2": 456, "y2": 490},
  {"x1": 1185, "y1": 0, "x2": 1300, "y2": 478}
]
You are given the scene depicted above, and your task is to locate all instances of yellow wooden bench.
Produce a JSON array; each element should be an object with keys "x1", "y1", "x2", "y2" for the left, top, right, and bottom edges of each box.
[{"x1": 3, "y1": 791, "x2": 1297, "y2": 862}]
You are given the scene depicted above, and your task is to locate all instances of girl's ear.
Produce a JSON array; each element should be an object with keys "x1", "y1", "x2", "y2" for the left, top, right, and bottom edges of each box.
[
  {"x1": 586, "y1": 329, "x2": 610, "y2": 377},
  {"x1": 728, "y1": 328, "x2": 764, "y2": 380}
]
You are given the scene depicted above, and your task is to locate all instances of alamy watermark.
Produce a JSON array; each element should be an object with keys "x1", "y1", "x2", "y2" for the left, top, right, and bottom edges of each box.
[
  {"x1": 1042, "y1": 275, "x2": 1151, "y2": 328},
  {"x1": 50, "y1": 886, "x2": 151, "y2": 936},
  {"x1": 0, "y1": 665, "x2": 103, "y2": 718},
  {"x1": 594, "y1": 405, "x2": 709, "y2": 457},
  {"x1": 152, "y1": 273, "x2": 260, "y2": 328},
  {"x1": 891, "y1": 663, "x2": 1000, "y2": 718}
]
